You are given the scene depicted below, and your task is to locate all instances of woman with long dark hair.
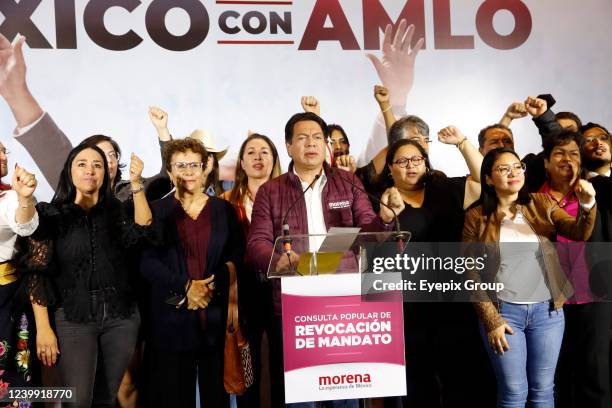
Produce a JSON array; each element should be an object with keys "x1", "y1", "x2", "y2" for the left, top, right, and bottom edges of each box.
[
  {"x1": 221, "y1": 133, "x2": 281, "y2": 407},
  {"x1": 140, "y1": 138, "x2": 244, "y2": 407},
  {"x1": 25, "y1": 143, "x2": 153, "y2": 407},
  {"x1": 463, "y1": 147, "x2": 597, "y2": 407}
]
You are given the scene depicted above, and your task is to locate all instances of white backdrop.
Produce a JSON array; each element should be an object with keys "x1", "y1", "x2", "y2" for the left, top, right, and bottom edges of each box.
[{"x1": 1, "y1": 0, "x2": 611, "y2": 201}]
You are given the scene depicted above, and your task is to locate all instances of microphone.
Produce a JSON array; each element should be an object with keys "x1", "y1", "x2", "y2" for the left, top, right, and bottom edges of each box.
[
  {"x1": 281, "y1": 173, "x2": 321, "y2": 254},
  {"x1": 332, "y1": 168, "x2": 408, "y2": 247}
]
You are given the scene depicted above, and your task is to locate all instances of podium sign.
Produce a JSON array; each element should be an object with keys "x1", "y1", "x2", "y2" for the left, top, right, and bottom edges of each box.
[{"x1": 281, "y1": 274, "x2": 406, "y2": 403}]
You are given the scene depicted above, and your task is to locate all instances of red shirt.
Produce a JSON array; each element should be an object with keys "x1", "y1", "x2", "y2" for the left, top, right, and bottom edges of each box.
[{"x1": 175, "y1": 199, "x2": 212, "y2": 327}]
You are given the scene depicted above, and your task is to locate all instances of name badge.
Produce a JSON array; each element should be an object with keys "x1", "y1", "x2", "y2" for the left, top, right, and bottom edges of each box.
[{"x1": 328, "y1": 200, "x2": 350, "y2": 210}]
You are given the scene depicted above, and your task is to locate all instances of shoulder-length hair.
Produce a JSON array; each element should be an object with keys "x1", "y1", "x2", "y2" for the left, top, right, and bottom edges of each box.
[
  {"x1": 376, "y1": 139, "x2": 434, "y2": 190},
  {"x1": 479, "y1": 147, "x2": 531, "y2": 216},
  {"x1": 227, "y1": 133, "x2": 281, "y2": 205},
  {"x1": 52, "y1": 144, "x2": 112, "y2": 206}
]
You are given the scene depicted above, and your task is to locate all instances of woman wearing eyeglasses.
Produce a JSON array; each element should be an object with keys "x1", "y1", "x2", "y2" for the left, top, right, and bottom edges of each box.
[
  {"x1": 463, "y1": 147, "x2": 597, "y2": 408},
  {"x1": 140, "y1": 138, "x2": 244, "y2": 407},
  {"x1": 380, "y1": 130, "x2": 488, "y2": 407}
]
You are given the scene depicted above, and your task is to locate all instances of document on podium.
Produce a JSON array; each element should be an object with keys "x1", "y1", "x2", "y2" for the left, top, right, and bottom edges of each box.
[{"x1": 297, "y1": 227, "x2": 361, "y2": 275}]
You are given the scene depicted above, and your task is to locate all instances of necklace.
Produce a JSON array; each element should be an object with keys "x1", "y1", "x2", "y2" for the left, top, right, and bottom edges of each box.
[{"x1": 179, "y1": 195, "x2": 207, "y2": 219}]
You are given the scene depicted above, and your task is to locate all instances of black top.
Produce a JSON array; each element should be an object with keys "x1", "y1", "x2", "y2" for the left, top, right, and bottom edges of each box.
[
  {"x1": 24, "y1": 199, "x2": 156, "y2": 322},
  {"x1": 398, "y1": 176, "x2": 466, "y2": 243}
]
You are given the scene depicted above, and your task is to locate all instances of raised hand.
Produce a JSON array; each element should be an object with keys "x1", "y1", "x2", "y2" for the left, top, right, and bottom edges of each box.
[
  {"x1": 438, "y1": 126, "x2": 466, "y2": 146},
  {"x1": 374, "y1": 85, "x2": 390, "y2": 106},
  {"x1": 12, "y1": 165, "x2": 37, "y2": 199},
  {"x1": 0, "y1": 34, "x2": 27, "y2": 100},
  {"x1": 379, "y1": 187, "x2": 405, "y2": 223},
  {"x1": 366, "y1": 19, "x2": 424, "y2": 106},
  {"x1": 524, "y1": 96, "x2": 547, "y2": 118},
  {"x1": 301, "y1": 96, "x2": 320, "y2": 116},
  {"x1": 335, "y1": 155, "x2": 357, "y2": 173},
  {"x1": 148, "y1": 106, "x2": 168, "y2": 130},
  {"x1": 129, "y1": 153, "x2": 144, "y2": 184},
  {"x1": 504, "y1": 102, "x2": 528, "y2": 120},
  {"x1": 574, "y1": 179, "x2": 596, "y2": 205}
]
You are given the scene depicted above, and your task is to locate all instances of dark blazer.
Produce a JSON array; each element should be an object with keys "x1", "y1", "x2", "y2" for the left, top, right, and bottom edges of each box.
[{"x1": 140, "y1": 195, "x2": 245, "y2": 352}]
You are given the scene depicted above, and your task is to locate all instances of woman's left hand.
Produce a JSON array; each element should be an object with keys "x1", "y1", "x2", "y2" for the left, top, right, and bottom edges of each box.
[
  {"x1": 129, "y1": 153, "x2": 144, "y2": 185},
  {"x1": 575, "y1": 179, "x2": 596, "y2": 205}
]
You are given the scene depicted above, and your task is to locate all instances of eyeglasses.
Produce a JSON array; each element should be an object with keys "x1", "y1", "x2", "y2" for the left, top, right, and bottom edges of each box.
[
  {"x1": 494, "y1": 162, "x2": 526, "y2": 176},
  {"x1": 408, "y1": 136, "x2": 431, "y2": 144},
  {"x1": 172, "y1": 162, "x2": 204, "y2": 171},
  {"x1": 393, "y1": 156, "x2": 425, "y2": 168},
  {"x1": 105, "y1": 151, "x2": 120, "y2": 161},
  {"x1": 583, "y1": 134, "x2": 611, "y2": 145}
]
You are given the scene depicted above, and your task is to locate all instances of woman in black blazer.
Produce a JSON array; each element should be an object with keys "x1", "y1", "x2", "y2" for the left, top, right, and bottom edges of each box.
[{"x1": 140, "y1": 138, "x2": 244, "y2": 408}]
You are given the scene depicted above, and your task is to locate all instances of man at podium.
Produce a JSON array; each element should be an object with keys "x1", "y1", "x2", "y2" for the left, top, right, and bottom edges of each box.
[{"x1": 247, "y1": 111, "x2": 404, "y2": 407}]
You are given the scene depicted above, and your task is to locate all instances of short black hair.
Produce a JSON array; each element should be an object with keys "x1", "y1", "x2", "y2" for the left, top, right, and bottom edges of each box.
[
  {"x1": 284, "y1": 112, "x2": 328, "y2": 144},
  {"x1": 328, "y1": 124, "x2": 349, "y2": 146},
  {"x1": 388, "y1": 115, "x2": 429, "y2": 145},
  {"x1": 542, "y1": 130, "x2": 582, "y2": 160},
  {"x1": 477, "y1": 124, "x2": 513, "y2": 149},
  {"x1": 581, "y1": 122, "x2": 610, "y2": 137},
  {"x1": 556, "y1": 112, "x2": 583, "y2": 130}
]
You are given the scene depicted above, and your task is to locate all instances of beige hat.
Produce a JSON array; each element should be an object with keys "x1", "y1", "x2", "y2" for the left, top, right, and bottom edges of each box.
[{"x1": 187, "y1": 129, "x2": 228, "y2": 160}]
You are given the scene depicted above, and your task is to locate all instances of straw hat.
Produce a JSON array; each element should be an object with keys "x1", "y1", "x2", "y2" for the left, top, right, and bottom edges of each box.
[{"x1": 187, "y1": 129, "x2": 228, "y2": 160}]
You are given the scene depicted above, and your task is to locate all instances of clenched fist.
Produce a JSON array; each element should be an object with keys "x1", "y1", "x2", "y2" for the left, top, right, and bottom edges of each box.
[{"x1": 301, "y1": 96, "x2": 320, "y2": 116}]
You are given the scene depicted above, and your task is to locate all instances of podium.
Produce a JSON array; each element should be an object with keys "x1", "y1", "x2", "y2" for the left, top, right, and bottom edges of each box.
[
  {"x1": 267, "y1": 230, "x2": 411, "y2": 278},
  {"x1": 267, "y1": 230, "x2": 411, "y2": 403}
]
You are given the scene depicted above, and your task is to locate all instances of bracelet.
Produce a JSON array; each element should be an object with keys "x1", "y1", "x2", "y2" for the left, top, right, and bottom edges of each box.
[
  {"x1": 456, "y1": 137, "x2": 468, "y2": 149},
  {"x1": 381, "y1": 105, "x2": 392, "y2": 113},
  {"x1": 131, "y1": 183, "x2": 144, "y2": 194}
]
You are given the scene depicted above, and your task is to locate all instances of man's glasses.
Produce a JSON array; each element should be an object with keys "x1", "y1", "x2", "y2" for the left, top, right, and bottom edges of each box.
[{"x1": 583, "y1": 134, "x2": 611, "y2": 145}]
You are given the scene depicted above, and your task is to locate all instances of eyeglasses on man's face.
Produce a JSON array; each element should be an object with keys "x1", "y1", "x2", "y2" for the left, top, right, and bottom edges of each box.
[
  {"x1": 393, "y1": 155, "x2": 425, "y2": 168},
  {"x1": 583, "y1": 133, "x2": 611, "y2": 146},
  {"x1": 494, "y1": 162, "x2": 526, "y2": 176}
]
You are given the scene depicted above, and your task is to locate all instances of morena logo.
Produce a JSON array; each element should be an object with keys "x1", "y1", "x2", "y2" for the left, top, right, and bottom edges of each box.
[{"x1": 319, "y1": 373, "x2": 372, "y2": 386}]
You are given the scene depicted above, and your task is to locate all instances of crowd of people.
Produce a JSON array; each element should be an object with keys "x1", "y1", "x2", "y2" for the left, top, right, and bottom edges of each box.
[{"x1": 0, "y1": 19, "x2": 611, "y2": 408}]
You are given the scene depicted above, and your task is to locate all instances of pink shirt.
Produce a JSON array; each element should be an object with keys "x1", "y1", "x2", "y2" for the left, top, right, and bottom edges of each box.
[{"x1": 539, "y1": 182, "x2": 595, "y2": 304}]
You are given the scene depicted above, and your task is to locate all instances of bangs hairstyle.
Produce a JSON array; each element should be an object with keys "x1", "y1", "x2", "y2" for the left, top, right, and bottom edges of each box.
[
  {"x1": 479, "y1": 147, "x2": 531, "y2": 216},
  {"x1": 79, "y1": 134, "x2": 125, "y2": 185},
  {"x1": 162, "y1": 138, "x2": 209, "y2": 173},
  {"x1": 284, "y1": 112, "x2": 328, "y2": 144},
  {"x1": 52, "y1": 144, "x2": 111, "y2": 205},
  {"x1": 377, "y1": 139, "x2": 433, "y2": 190},
  {"x1": 227, "y1": 133, "x2": 281, "y2": 206}
]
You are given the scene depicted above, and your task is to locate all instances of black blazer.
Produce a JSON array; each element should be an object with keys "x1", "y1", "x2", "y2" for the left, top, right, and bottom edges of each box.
[{"x1": 140, "y1": 196, "x2": 245, "y2": 352}]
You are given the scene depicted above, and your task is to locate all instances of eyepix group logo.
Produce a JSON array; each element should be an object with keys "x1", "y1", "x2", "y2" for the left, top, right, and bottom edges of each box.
[{"x1": 0, "y1": 0, "x2": 532, "y2": 51}]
